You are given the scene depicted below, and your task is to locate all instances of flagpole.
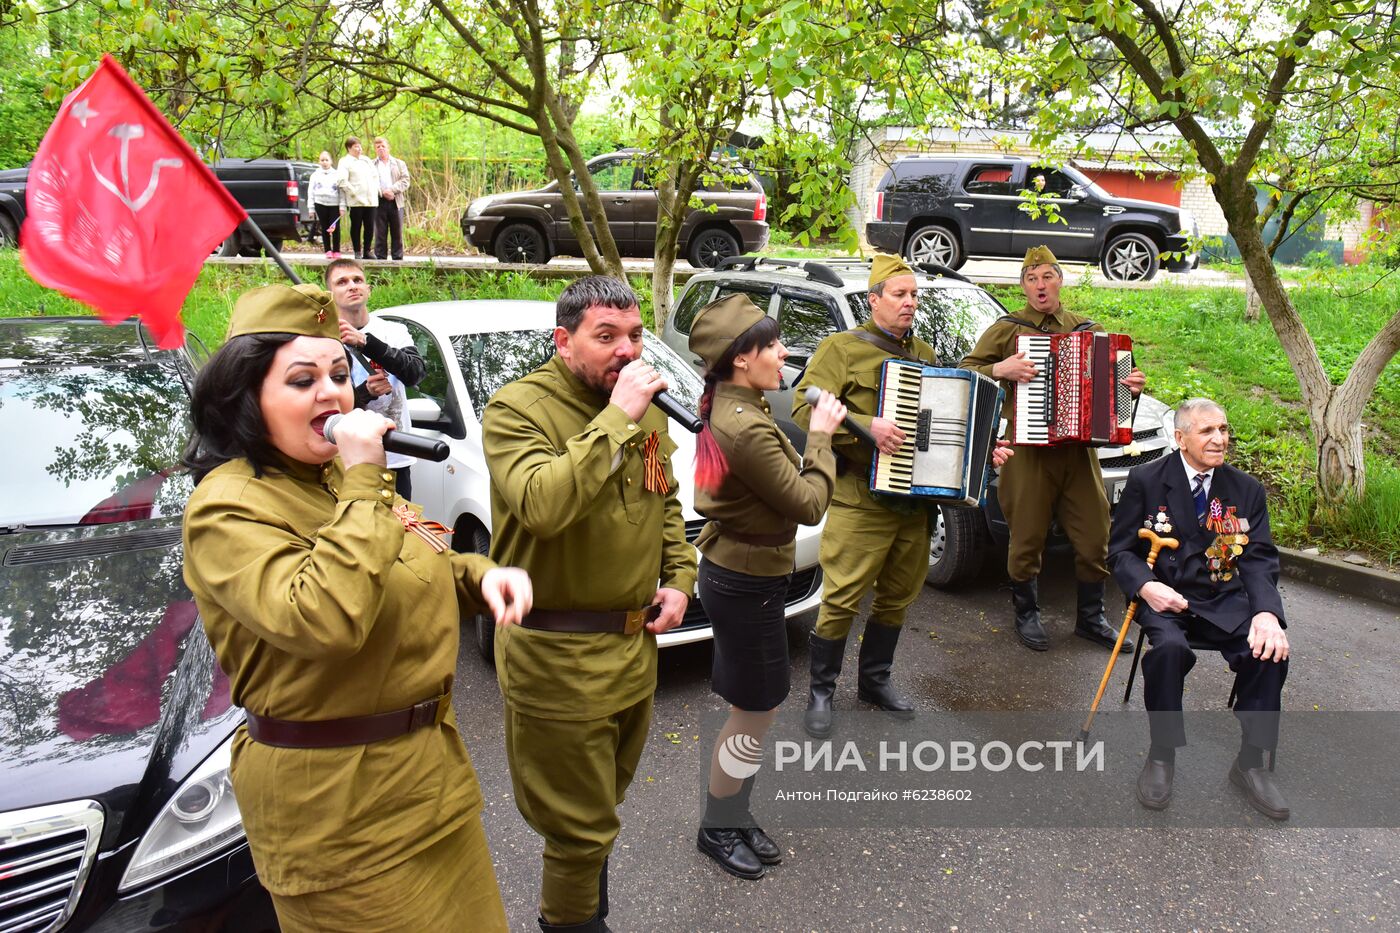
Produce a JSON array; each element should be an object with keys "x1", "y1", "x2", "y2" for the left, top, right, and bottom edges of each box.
[{"x1": 237, "y1": 217, "x2": 303, "y2": 285}]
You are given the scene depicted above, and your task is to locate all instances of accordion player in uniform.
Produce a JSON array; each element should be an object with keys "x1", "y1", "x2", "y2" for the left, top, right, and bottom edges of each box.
[{"x1": 960, "y1": 246, "x2": 1146, "y2": 653}]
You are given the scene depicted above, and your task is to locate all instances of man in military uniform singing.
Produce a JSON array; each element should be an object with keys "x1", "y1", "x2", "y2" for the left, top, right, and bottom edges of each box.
[
  {"x1": 793, "y1": 254, "x2": 1012, "y2": 738},
  {"x1": 482, "y1": 276, "x2": 696, "y2": 932},
  {"x1": 960, "y1": 246, "x2": 1145, "y2": 652}
]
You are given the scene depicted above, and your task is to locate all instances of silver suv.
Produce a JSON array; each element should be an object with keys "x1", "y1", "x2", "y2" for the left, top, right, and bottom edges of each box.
[{"x1": 659, "y1": 256, "x2": 1174, "y2": 587}]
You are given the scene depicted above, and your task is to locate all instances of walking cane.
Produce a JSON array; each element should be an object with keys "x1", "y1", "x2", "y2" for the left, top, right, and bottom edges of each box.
[{"x1": 1078, "y1": 527, "x2": 1178, "y2": 742}]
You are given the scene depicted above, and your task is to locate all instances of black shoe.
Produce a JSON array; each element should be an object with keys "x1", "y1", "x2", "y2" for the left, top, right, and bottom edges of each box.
[
  {"x1": 696, "y1": 827, "x2": 765, "y2": 880},
  {"x1": 739, "y1": 825, "x2": 782, "y2": 865},
  {"x1": 1229, "y1": 760, "x2": 1290, "y2": 820},
  {"x1": 597, "y1": 856, "x2": 608, "y2": 921},
  {"x1": 538, "y1": 912, "x2": 609, "y2": 932},
  {"x1": 856, "y1": 621, "x2": 915, "y2": 719},
  {"x1": 804, "y1": 632, "x2": 846, "y2": 738},
  {"x1": 1135, "y1": 758, "x2": 1174, "y2": 810},
  {"x1": 1074, "y1": 581, "x2": 1134, "y2": 652},
  {"x1": 1011, "y1": 578, "x2": 1049, "y2": 651}
]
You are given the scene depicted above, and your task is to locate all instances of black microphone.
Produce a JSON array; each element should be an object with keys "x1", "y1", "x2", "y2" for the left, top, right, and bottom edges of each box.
[
  {"x1": 804, "y1": 386, "x2": 879, "y2": 448},
  {"x1": 323, "y1": 413, "x2": 450, "y2": 463},
  {"x1": 652, "y1": 390, "x2": 703, "y2": 434}
]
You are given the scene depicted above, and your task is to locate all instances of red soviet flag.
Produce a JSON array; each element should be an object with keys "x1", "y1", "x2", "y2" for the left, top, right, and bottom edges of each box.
[{"x1": 21, "y1": 54, "x2": 246, "y2": 348}]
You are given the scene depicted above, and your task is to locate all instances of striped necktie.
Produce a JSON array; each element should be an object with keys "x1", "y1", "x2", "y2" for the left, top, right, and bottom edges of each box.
[{"x1": 1193, "y1": 473, "x2": 1209, "y2": 525}]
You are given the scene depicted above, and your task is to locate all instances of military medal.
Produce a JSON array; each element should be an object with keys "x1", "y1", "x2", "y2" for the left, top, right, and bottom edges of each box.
[
  {"x1": 1204, "y1": 499, "x2": 1249, "y2": 582},
  {"x1": 642, "y1": 430, "x2": 670, "y2": 494},
  {"x1": 392, "y1": 503, "x2": 451, "y2": 553},
  {"x1": 1142, "y1": 505, "x2": 1172, "y2": 535}
]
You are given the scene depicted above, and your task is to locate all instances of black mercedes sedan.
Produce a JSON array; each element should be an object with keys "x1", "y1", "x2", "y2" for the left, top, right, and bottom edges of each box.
[{"x1": 0, "y1": 318, "x2": 275, "y2": 932}]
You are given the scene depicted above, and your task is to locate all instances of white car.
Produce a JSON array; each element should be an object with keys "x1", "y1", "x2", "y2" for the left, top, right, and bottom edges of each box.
[{"x1": 374, "y1": 300, "x2": 825, "y2": 659}]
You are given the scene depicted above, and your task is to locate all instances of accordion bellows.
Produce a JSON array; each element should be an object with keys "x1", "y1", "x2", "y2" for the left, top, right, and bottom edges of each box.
[{"x1": 1013, "y1": 331, "x2": 1135, "y2": 446}]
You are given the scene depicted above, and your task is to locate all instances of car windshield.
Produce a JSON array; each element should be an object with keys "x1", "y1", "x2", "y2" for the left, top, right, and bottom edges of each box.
[
  {"x1": 1, "y1": 363, "x2": 193, "y2": 528},
  {"x1": 450, "y1": 330, "x2": 705, "y2": 413},
  {"x1": 847, "y1": 286, "x2": 1005, "y2": 366}
]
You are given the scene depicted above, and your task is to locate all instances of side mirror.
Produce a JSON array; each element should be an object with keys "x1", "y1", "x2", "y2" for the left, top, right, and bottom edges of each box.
[
  {"x1": 1067, "y1": 184, "x2": 1088, "y2": 201},
  {"x1": 407, "y1": 397, "x2": 444, "y2": 423}
]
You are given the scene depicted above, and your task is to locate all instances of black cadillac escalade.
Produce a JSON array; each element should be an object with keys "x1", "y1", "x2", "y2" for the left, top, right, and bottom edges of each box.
[{"x1": 866, "y1": 156, "x2": 1199, "y2": 281}]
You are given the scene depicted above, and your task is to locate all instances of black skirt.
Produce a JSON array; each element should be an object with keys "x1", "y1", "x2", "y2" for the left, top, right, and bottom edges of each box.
[{"x1": 698, "y1": 557, "x2": 791, "y2": 711}]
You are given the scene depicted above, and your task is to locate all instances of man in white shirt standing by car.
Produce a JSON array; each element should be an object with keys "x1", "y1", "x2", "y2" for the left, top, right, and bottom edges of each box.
[
  {"x1": 326, "y1": 257, "x2": 427, "y2": 498},
  {"x1": 372, "y1": 136, "x2": 411, "y2": 261}
]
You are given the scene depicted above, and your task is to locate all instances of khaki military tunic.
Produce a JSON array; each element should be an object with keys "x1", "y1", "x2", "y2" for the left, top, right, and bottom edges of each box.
[
  {"x1": 182, "y1": 457, "x2": 501, "y2": 922},
  {"x1": 695, "y1": 383, "x2": 836, "y2": 576},
  {"x1": 482, "y1": 354, "x2": 696, "y2": 924},
  {"x1": 960, "y1": 302, "x2": 1111, "y2": 581},
  {"x1": 793, "y1": 320, "x2": 939, "y2": 638}
]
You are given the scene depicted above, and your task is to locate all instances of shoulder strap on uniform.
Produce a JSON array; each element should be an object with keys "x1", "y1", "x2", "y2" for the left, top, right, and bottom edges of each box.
[
  {"x1": 846, "y1": 327, "x2": 922, "y2": 363},
  {"x1": 996, "y1": 314, "x2": 1048, "y2": 332},
  {"x1": 1071, "y1": 320, "x2": 1099, "y2": 332}
]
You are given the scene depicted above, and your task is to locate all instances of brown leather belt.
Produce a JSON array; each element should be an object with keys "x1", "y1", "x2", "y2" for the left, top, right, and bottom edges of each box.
[
  {"x1": 716, "y1": 524, "x2": 795, "y2": 547},
  {"x1": 244, "y1": 695, "x2": 450, "y2": 749},
  {"x1": 522, "y1": 606, "x2": 660, "y2": 635}
]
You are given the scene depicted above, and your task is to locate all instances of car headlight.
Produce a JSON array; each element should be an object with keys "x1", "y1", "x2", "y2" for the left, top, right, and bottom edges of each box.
[
  {"x1": 1160, "y1": 409, "x2": 1180, "y2": 450},
  {"x1": 118, "y1": 733, "x2": 245, "y2": 892},
  {"x1": 466, "y1": 197, "x2": 493, "y2": 220},
  {"x1": 1176, "y1": 209, "x2": 1196, "y2": 238}
]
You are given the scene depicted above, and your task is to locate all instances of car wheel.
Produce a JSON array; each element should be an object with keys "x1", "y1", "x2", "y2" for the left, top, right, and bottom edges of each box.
[
  {"x1": 494, "y1": 223, "x2": 549, "y2": 264},
  {"x1": 687, "y1": 228, "x2": 740, "y2": 268},
  {"x1": 464, "y1": 524, "x2": 498, "y2": 664},
  {"x1": 925, "y1": 504, "x2": 988, "y2": 589},
  {"x1": 211, "y1": 234, "x2": 241, "y2": 257},
  {"x1": 1101, "y1": 232, "x2": 1160, "y2": 281},
  {"x1": 0, "y1": 213, "x2": 18, "y2": 249},
  {"x1": 904, "y1": 224, "x2": 964, "y2": 270}
]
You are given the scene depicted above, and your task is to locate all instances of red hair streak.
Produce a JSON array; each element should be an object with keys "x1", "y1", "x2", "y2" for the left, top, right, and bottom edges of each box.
[{"x1": 693, "y1": 380, "x2": 730, "y2": 493}]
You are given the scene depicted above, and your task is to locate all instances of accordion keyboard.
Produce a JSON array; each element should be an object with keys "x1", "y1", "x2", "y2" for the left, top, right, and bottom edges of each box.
[
  {"x1": 1014, "y1": 335, "x2": 1053, "y2": 444},
  {"x1": 871, "y1": 361, "x2": 922, "y2": 494}
]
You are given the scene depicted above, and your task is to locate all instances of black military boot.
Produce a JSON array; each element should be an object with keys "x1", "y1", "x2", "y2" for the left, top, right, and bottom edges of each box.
[
  {"x1": 1011, "y1": 578, "x2": 1049, "y2": 651},
  {"x1": 804, "y1": 631, "x2": 846, "y2": 738},
  {"x1": 1075, "y1": 581, "x2": 1134, "y2": 652},
  {"x1": 856, "y1": 621, "x2": 915, "y2": 719},
  {"x1": 538, "y1": 913, "x2": 609, "y2": 932}
]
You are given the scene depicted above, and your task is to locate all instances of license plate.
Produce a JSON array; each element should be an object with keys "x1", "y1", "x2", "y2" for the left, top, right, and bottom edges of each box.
[{"x1": 1112, "y1": 481, "x2": 1126, "y2": 504}]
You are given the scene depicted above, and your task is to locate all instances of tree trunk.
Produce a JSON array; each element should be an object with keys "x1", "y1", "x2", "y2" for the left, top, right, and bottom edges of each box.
[
  {"x1": 1229, "y1": 195, "x2": 1364, "y2": 502},
  {"x1": 1243, "y1": 267, "x2": 1263, "y2": 323}
]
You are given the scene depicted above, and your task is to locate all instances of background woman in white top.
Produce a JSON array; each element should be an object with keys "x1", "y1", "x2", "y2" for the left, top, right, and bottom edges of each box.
[
  {"x1": 308, "y1": 151, "x2": 347, "y2": 258},
  {"x1": 336, "y1": 137, "x2": 379, "y2": 260}
]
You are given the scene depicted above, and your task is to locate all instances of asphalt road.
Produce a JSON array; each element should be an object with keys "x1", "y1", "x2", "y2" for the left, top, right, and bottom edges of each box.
[{"x1": 451, "y1": 554, "x2": 1400, "y2": 932}]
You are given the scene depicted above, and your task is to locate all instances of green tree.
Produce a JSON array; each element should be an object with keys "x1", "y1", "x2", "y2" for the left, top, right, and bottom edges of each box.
[{"x1": 994, "y1": 0, "x2": 1400, "y2": 504}]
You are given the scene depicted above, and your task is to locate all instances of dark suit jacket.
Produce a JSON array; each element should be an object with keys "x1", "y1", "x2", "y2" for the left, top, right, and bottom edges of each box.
[{"x1": 1108, "y1": 453, "x2": 1285, "y2": 633}]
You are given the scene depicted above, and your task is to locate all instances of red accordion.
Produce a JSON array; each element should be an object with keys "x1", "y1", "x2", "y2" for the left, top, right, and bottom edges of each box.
[{"x1": 1012, "y1": 331, "x2": 1135, "y2": 446}]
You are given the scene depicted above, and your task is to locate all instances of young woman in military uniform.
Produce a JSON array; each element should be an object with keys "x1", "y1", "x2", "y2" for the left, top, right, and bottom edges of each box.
[
  {"x1": 182, "y1": 283, "x2": 529, "y2": 932},
  {"x1": 688, "y1": 294, "x2": 846, "y2": 879}
]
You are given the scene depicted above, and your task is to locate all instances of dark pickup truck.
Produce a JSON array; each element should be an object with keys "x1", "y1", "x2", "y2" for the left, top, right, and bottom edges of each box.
[{"x1": 0, "y1": 158, "x2": 315, "y2": 256}]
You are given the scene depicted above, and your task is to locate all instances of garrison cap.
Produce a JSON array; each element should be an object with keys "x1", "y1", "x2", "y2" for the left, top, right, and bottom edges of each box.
[
  {"x1": 689, "y1": 293, "x2": 769, "y2": 370},
  {"x1": 1022, "y1": 245, "x2": 1059, "y2": 269},
  {"x1": 869, "y1": 253, "x2": 915, "y2": 289},
  {"x1": 226, "y1": 284, "x2": 340, "y2": 341}
]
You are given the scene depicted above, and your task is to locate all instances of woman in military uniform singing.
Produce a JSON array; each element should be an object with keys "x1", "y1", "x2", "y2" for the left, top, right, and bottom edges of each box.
[
  {"x1": 181, "y1": 283, "x2": 529, "y2": 932},
  {"x1": 688, "y1": 294, "x2": 846, "y2": 879}
]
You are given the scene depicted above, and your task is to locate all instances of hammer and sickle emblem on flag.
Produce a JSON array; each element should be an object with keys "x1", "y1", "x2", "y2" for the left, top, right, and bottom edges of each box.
[{"x1": 89, "y1": 123, "x2": 184, "y2": 213}]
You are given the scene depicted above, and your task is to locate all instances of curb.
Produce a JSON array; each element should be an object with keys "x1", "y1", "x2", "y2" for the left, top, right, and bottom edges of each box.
[{"x1": 1278, "y1": 546, "x2": 1400, "y2": 609}]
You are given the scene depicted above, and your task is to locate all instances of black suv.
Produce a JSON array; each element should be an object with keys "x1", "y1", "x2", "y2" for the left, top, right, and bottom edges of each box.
[
  {"x1": 462, "y1": 149, "x2": 770, "y2": 268},
  {"x1": 660, "y1": 257, "x2": 1174, "y2": 586},
  {"x1": 866, "y1": 156, "x2": 1198, "y2": 281}
]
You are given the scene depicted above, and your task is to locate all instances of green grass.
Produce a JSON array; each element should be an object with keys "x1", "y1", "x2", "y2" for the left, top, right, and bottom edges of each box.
[{"x1": 4, "y1": 251, "x2": 1397, "y2": 561}]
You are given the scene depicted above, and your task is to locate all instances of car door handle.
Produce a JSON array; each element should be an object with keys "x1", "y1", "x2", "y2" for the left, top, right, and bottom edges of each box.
[
  {"x1": 1103, "y1": 206, "x2": 1124, "y2": 215},
  {"x1": 954, "y1": 203, "x2": 974, "y2": 210},
  {"x1": 612, "y1": 198, "x2": 629, "y2": 205}
]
